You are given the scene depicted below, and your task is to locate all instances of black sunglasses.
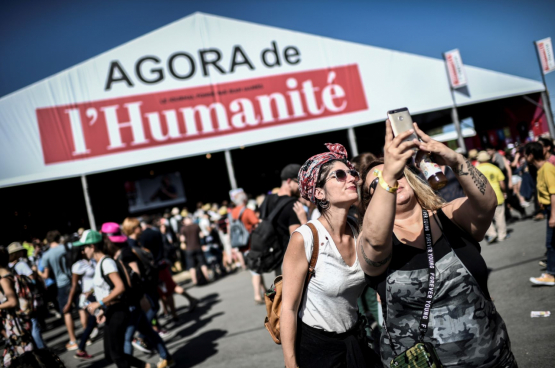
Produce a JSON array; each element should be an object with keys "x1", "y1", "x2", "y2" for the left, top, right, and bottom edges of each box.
[{"x1": 327, "y1": 169, "x2": 360, "y2": 183}]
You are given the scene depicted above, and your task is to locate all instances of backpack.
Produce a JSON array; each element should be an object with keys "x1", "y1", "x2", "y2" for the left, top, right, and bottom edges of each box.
[
  {"x1": 229, "y1": 207, "x2": 250, "y2": 248},
  {"x1": 3, "y1": 273, "x2": 41, "y2": 319},
  {"x1": 245, "y1": 197, "x2": 296, "y2": 273},
  {"x1": 264, "y1": 222, "x2": 320, "y2": 344},
  {"x1": 129, "y1": 245, "x2": 159, "y2": 289},
  {"x1": 100, "y1": 257, "x2": 144, "y2": 305},
  {"x1": 12, "y1": 259, "x2": 46, "y2": 311}
]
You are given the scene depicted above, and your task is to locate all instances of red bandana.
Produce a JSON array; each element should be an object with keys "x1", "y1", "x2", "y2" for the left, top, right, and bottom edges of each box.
[{"x1": 298, "y1": 143, "x2": 355, "y2": 203}]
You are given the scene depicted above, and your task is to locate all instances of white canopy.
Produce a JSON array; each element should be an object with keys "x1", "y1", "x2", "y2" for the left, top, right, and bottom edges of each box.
[{"x1": 0, "y1": 12, "x2": 544, "y2": 188}]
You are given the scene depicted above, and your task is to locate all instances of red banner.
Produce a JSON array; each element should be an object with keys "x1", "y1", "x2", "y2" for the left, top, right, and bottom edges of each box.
[{"x1": 37, "y1": 64, "x2": 367, "y2": 164}]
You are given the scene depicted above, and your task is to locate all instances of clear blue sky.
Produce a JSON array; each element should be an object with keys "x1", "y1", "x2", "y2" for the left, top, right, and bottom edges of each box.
[{"x1": 1, "y1": 0, "x2": 555, "y2": 109}]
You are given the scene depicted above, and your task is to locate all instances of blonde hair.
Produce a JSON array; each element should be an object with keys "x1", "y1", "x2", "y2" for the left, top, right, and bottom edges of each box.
[
  {"x1": 360, "y1": 159, "x2": 445, "y2": 216},
  {"x1": 122, "y1": 217, "x2": 140, "y2": 236},
  {"x1": 403, "y1": 167, "x2": 445, "y2": 211}
]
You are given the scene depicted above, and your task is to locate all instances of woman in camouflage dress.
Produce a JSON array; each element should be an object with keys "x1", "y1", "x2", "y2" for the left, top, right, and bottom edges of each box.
[{"x1": 357, "y1": 121, "x2": 517, "y2": 367}]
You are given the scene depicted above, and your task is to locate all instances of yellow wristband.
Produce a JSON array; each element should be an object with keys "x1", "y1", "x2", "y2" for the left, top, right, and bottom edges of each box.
[{"x1": 374, "y1": 169, "x2": 399, "y2": 193}]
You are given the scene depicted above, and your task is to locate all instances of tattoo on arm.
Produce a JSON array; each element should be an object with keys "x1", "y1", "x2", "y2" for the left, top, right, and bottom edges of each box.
[
  {"x1": 453, "y1": 159, "x2": 487, "y2": 195},
  {"x1": 452, "y1": 162, "x2": 469, "y2": 176},
  {"x1": 360, "y1": 242, "x2": 392, "y2": 267}
]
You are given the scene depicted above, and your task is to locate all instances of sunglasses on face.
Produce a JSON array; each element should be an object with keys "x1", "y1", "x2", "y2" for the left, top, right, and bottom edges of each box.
[{"x1": 327, "y1": 169, "x2": 360, "y2": 183}]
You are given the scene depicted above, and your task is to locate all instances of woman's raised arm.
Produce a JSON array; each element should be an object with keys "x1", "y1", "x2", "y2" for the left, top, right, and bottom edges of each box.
[
  {"x1": 358, "y1": 121, "x2": 419, "y2": 277},
  {"x1": 413, "y1": 123, "x2": 497, "y2": 240}
]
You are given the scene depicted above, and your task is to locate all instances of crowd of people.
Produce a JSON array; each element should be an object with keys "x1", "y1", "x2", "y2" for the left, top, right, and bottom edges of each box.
[
  {"x1": 0, "y1": 171, "x2": 314, "y2": 367},
  {"x1": 1, "y1": 119, "x2": 554, "y2": 368}
]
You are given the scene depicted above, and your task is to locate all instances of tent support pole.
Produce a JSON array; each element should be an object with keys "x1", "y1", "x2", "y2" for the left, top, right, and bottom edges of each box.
[
  {"x1": 450, "y1": 102, "x2": 467, "y2": 154},
  {"x1": 81, "y1": 175, "x2": 96, "y2": 230},
  {"x1": 347, "y1": 127, "x2": 359, "y2": 157},
  {"x1": 224, "y1": 150, "x2": 238, "y2": 190}
]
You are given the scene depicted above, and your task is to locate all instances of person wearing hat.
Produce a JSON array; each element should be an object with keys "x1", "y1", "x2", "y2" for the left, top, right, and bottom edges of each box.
[
  {"x1": 7, "y1": 242, "x2": 47, "y2": 350},
  {"x1": 100, "y1": 222, "x2": 175, "y2": 368},
  {"x1": 257, "y1": 163, "x2": 303, "y2": 276},
  {"x1": 67, "y1": 230, "x2": 102, "y2": 360},
  {"x1": 477, "y1": 150, "x2": 508, "y2": 243},
  {"x1": 79, "y1": 228, "x2": 152, "y2": 368},
  {"x1": 8, "y1": 242, "x2": 34, "y2": 280}
]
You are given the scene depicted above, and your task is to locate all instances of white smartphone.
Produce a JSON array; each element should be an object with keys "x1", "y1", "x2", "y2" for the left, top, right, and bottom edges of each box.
[{"x1": 387, "y1": 107, "x2": 419, "y2": 150}]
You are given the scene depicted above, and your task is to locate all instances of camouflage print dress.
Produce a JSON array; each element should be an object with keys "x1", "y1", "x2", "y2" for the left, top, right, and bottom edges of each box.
[{"x1": 367, "y1": 210, "x2": 516, "y2": 368}]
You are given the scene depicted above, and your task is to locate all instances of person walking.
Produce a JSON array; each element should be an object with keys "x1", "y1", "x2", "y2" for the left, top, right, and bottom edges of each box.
[
  {"x1": 258, "y1": 163, "x2": 303, "y2": 276},
  {"x1": 281, "y1": 143, "x2": 376, "y2": 368},
  {"x1": 0, "y1": 246, "x2": 35, "y2": 367},
  {"x1": 358, "y1": 121, "x2": 517, "y2": 367},
  {"x1": 525, "y1": 142, "x2": 555, "y2": 286},
  {"x1": 180, "y1": 217, "x2": 210, "y2": 285},
  {"x1": 40, "y1": 230, "x2": 77, "y2": 350},
  {"x1": 7, "y1": 242, "x2": 46, "y2": 350},
  {"x1": 477, "y1": 151, "x2": 508, "y2": 243},
  {"x1": 81, "y1": 230, "x2": 151, "y2": 368},
  {"x1": 230, "y1": 190, "x2": 263, "y2": 304},
  {"x1": 67, "y1": 231, "x2": 100, "y2": 360},
  {"x1": 101, "y1": 222, "x2": 175, "y2": 368}
]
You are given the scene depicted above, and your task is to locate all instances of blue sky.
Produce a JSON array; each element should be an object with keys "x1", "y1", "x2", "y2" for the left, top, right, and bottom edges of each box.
[{"x1": 1, "y1": 0, "x2": 555, "y2": 109}]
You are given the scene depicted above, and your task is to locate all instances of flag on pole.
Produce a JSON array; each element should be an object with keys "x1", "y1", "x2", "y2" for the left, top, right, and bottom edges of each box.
[
  {"x1": 535, "y1": 37, "x2": 555, "y2": 75},
  {"x1": 444, "y1": 49, "x2": 468, "y2": 89}
]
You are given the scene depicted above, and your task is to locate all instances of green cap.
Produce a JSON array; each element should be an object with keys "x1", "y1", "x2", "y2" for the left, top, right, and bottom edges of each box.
[{"x1": 73, "y1": 229, "x2": 103, "y2": 246}]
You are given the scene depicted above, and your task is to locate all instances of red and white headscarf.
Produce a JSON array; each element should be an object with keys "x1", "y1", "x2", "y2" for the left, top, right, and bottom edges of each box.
[{"x1": 298, "y1": 143, "x2": 355, "y2": 204}]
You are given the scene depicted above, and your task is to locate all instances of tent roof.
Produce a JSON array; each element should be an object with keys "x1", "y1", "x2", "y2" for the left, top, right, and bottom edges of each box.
[{"x1": 0, "y1": 12, "x2": 545, "y2": 188}]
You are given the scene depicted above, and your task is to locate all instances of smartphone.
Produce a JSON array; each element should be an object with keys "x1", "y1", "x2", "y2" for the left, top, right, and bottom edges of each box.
[{"x1": 387, "y1": 107, "x2": 419, "y2": 150}]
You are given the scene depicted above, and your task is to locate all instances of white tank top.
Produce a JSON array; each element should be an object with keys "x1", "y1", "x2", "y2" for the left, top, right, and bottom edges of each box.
[{"x1": 294, "y1": 219, "x2": 366, "y2": 333}]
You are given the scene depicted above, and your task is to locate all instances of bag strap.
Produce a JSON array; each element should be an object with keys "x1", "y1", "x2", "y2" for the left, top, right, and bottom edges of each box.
[
  {"x1": 266, "y1": 197, "x2": 297, "y2": 224},
  {"x1": 117, "y1": 259, "x2": 133, "y2": 290},
  {"x1": 382, "y1": 208, "x2": 436, "y2": 354},
  {"x1": 305, "y1": 223, "x2": 320, "y2": 286},
  {"x1": 259, "y1": 194, "x2": 277, "y2": 220},
  {"x1": 238, "y1": 206, "x2": 246, "y2": 221},
  {"x1": 130, "y1": 246, "x2": 150, "y2": 267},
  {"x1": 418, "y1": 209, "x2": 436, "y2": 340},
  {"x1": 99, "y1": 257, "x2": 113, "y2": 290}
]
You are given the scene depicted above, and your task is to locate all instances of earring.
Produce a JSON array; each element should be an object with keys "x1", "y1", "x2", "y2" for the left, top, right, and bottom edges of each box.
[{"x1": 318, "y1": 199, "x2": 330, "y2": 210}]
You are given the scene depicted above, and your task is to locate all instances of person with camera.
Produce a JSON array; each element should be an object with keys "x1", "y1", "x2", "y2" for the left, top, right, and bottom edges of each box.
[{"x1": 357, "y1": 121, "x2": 517, "y2": 367}]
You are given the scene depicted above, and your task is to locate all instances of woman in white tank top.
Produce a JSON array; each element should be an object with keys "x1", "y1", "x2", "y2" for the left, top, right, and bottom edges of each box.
[{"x1": 281, "y1": 143, "x2": 377, "y2": 368}]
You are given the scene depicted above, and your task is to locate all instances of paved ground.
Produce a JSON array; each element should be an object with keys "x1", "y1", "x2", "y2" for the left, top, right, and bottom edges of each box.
[{"x1": 48, "y1": 213, "x2": 554, "y2": 367}]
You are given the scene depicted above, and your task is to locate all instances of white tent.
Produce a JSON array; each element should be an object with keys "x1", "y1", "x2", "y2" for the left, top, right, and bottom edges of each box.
[{"x1": 0, "y1": 12, "x2": 545, "y2": 188}]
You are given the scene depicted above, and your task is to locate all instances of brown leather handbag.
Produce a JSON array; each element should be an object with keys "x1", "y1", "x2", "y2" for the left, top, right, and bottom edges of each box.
[{"x1": 263, "y1": 223, "x2": 320, "y2": 344}]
